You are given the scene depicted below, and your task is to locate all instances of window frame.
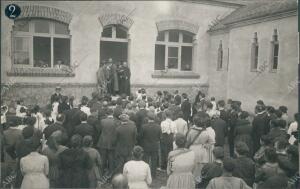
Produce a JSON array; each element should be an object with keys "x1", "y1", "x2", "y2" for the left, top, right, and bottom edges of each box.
[
  {"x1": 250, "y1": 32, "x2": 259, "y2": 72},
  {"x1": 100, "y1": 25, "x2": 129, "y2": 43},
  {"x1": 217, "y1": 41, "x2": 223, "y2": 71},
  {"x1": 155, "y1": 30, "x2": 194, "y2": 72},
  {"x1": 270, "y1": 30, "x2": 279, "y2": 73},
  {"x1": 12, "y1": 19, "x2": 71, "y2": 69}
]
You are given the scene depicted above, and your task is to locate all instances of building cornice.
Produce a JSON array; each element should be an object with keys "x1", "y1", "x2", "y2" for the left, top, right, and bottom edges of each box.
[
  {"x1": 179, "y1": 0, "x2": 243, "y2": 8},
  {"x1": 208, "y1": 10, "x2": 297, "y2": 34}
]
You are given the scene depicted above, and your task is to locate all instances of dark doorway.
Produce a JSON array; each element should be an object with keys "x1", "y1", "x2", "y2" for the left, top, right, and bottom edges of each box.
[{"x1": 100, "y1": 41, "x2": 128, "y2": 66}]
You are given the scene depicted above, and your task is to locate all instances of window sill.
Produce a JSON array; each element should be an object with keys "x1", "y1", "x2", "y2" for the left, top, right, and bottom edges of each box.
[
  {"x1": 7, "y1": 67, "x2": 75, "y2": 77},
  {"x1": 151, "y1": 70, "x2": 200, "y2": 79}
]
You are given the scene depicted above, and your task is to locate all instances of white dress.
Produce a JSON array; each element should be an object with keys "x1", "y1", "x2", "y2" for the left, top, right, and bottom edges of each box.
[
  {"x1": 123, "y1": 160, "x2": 152, "y2": 189},
  {"x1": 20, "y1": 152, "x2": 49, "y2": 189}
]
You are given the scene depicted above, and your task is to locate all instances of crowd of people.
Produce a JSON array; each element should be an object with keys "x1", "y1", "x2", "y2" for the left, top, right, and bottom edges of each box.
[{"x1": 1, "y1": 87, "x2": 299, "y2": 189}]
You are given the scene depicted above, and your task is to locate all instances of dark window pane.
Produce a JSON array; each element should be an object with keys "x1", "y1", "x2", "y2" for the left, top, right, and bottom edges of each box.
[
  {"x1": 55, "y1": 22, "x2": 69, "y2": 35},
  {"x1": 253, "y1": 45, "x2": 259, "y2": 69},
  {"x1": 219, "y1": 50, "x2": 223, "y2": 69},
  {"x1": 273, "y1": 57, "x2": 278, "y2": 69},
  {"x1": 34, "y1": 20, "x2": 50, "y2": 33},
  {"x1": 33, "y1": 37, "x2": 51, "y2": 67},
  {"x1": 181, "y1": 46, "x2": 192, "y2": 71},
  {"x1": 116, "y1": 26, "x2": 127, "y2": 38},
  {"x1": 182, "y1": 32, "x2": 193, "y2": 43},
  {"x1": 155, "y1": 45, "x2": 165, "y2": 70},
  {"x1": 168, "y1": 58, "x2": 178, "y2": 69},
  {"x1": 14, "y1": 37, "x2": 29, "y2": 65},
  {"x1": 274, "y1": 44, "x2": 279, "y2": 57},
  {"x1": 102, "y1": 27, "x2": 112, "y2": 38},
  {"x1": 157, "y1": 32, "x2": 165, "y2": 41},
  {"x1": 169, "y1": 30, "x2": 179, "y2": 42},
  {"x1": 168, "y1": 47, "x2": 178, "y2": 57},
  {"x1": 54, "y1": 38, "x2": 70, "y2": 67},
  {"x1": 14, "y1": 20, "x2": 29, "y2": 32}
]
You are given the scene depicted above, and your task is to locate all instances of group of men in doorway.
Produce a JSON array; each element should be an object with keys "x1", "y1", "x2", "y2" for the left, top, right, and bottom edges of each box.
[{"x1": 97, "y1": 58, "x2": 131, "y2": 96}]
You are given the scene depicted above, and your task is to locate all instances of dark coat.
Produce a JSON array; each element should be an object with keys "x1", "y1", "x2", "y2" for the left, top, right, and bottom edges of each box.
[
  {"x1": 234, "y1": 119, "x2": 253, "y2": 156},
  {"x1": 51, "y1": 93, "x2": 62, "y2": 105},
  {"x1": 181, "y1": 99, "x2": 191, "y2": 122},
  {"x1": 115, "y1": 121, "x2": 137, "y2": 157},
  {"x1": 140, "y1": 121, "x2": 161, "y2": 152},
  {"x1": 252, "y1": 112, "x2": 269, "y2": 153},
  {"x1": 97, "y1": 116, "x2": 118, "y2": 149},
  {"x1": 43, "y1": 122, "x2": 67, "y2": 141},
  {"x1": 58, "y1": 102, "x2": 70, "y2": 114},
  {"x1": 268, "y1": 128, "x2": 287, "y2": 143},
  {"x1": 74, "y1": 122, "x2": 95, "y2": 140},
  {"x1": 58, "y1": 148, "x2": 92, "y2": 188},
  {"x1": 63, "y1": 108, "x2": 82, "y2": 137},
  {"x1": 135, "y1": 109, "x2": 148, "y2": 133},
  {"x1": 211, "y1": 118, "x2": 227, "y2": 147},
  {"x1": 233, "y1": 156, "x2": 255, "y2": 187}
]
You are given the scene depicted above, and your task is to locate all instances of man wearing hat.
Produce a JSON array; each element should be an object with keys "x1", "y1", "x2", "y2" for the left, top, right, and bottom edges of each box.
[
  {"x1": 140, "y1": 111, "x2": 161, "y2": 178},
  {"x1": 51, "y1": 86, "x2": 63, "y2": 105},
  {"x1": 252, "y1": 105, "x2": 269, "y2": 153},
  {"x1": 114, "y1": 112, "x2": 137, "y2": 173}
]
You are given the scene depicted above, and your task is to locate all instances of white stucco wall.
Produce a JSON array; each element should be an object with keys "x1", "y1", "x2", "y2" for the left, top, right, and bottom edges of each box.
[
  {"x1": 1, "y1": 1, "x2": 234, "y2": 86},
  {"x1": 208, "y1": 15, "x2": 298, "y2": 115}
]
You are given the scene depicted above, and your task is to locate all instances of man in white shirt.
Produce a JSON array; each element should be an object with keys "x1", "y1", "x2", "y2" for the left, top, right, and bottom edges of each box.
[
  {"x1": 287, "y1": 113, "x2": 299, "y2": 144},
  {"x1": 160, "y1": 109, "x2": 177, "y2": 170}
]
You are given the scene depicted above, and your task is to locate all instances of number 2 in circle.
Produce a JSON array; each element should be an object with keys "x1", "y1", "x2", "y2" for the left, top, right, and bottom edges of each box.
[{"x1": 8, "y1": 5, "x2": 16, "y2": 18}]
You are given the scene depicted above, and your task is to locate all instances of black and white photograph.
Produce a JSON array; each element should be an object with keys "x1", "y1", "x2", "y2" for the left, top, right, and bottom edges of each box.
[{"x1": 0, "y1": 0, "x2": 299, "y2": 188}]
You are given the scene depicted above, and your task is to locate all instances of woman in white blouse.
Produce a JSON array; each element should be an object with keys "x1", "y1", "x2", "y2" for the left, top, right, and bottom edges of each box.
[{"x1": 123, "y1": 146, "x2": 152, "y2": 189}]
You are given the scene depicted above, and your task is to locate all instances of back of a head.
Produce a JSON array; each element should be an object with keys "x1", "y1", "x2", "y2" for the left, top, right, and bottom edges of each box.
[
  {"x1": 222, "y1": 158, "x2": 235, "y2": 173},
  {"x1": 235, "y1": 141, "x2": 249, "y2": 156},
  {"x1": 112, "y1": 174, "x2": 129, "y2": 189},
  {"x1": 79, "y1": 112, "x2": 88, "y2": 122},
  {"x1": 132, "y1": 145, "x2": 144, "y2": 160},
  {"x1": 147, "y1": 111, "x2": 156, "y2": 121},
  {"x1": 193, "y1": 112, "x2": 210, "y2": 128},
  {"x1": 70, "y1": 134, "x2": 82, "y2": 148},
  {"x1": 82, "y1": 135, "x2": 93, "y2": 147},
  {"x1": 138, "y1": 101, "x2": 146, "y2": 109},
  {"x1": 56, "y1": 113, "x2": 65, "y2": 122},
  {"x1": 278, "y1": 106, "x2": 288, "y2": 114},
  {"x1": 213, "y1": 146, "x2": 224, "y2": 159},
  {"x1": 217, "y1": 100, "x2": 225, "y2": 107},
  {"x1": 240, "y1": 111, "x2": 249, "y2": 120}
]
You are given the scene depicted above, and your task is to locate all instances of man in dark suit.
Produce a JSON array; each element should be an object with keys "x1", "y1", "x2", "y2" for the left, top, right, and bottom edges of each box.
[
  {"x1": 233, "y1": 142, "x2": 255, "y2": 187},
  {"x1": 43, "y1": 113, "x2": 68, "y2": 145},
  {"x1": 114, "y1": 113, "x2": 137, "y2": 173},
  {"x1": 252, "y1": 105, "x2": 269, "y2": 154},
  {"x1": 140, "y1": 112, "x2": 161, "y2": 178},
  {"x1": 62, "y1": 107, "x2": 82, "y2": 138},
  {"x1": 227, "y1": 102, "x2": 239, "y2": 157},
  {"x1": 181, "y1": 93, "x2": 191, "y2": 123},
  {"x1": 135, "y1": 101, "x2": 148, "y2": 144},
  {"x1": 50, "y1": 86, "x2": 63, "y2": 105},
  {"x1": 74, "y1": 112, "x2": 95, "y2": 142},
  {"x1": 97, "y1": 108, "x2": 118, "y2": 175},
  {"x1": 217, "y1": 100, "x2": 228, "y2": 122},
  {"x1": 211, "y1": 113, "x2": 227, "y2": 147}
]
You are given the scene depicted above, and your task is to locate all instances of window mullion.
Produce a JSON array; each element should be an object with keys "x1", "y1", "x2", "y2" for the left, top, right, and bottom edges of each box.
[
  {"x1": 112, "y1": 26, "x2": 116, "y2": 39},
  {"x1": 178, "y1": 46, "x2": 182, "y2": 71},
  {"x1": 51, "y1": 37, "x2": 54, "y2": 68}
]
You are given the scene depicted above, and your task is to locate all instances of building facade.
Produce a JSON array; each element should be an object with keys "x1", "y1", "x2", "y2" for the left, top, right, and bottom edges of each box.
[{"x1": 1, "y1": 0, "x2": 298, "y2": 114}]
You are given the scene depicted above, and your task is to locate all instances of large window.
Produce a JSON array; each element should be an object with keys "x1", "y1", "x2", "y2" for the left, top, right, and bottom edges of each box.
[
  {"x1": 155, "y1": 30, "x2": 194, "y2": 71},
  {"x1": 270, "y1": 29, "x2": 279, "y2": 71},
  {"x1": 12, "y1": 19, "x2": 71, "y2": 68},
  {"x1": 250, "y1": 32, "x2": 259, "y2": 71}
]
